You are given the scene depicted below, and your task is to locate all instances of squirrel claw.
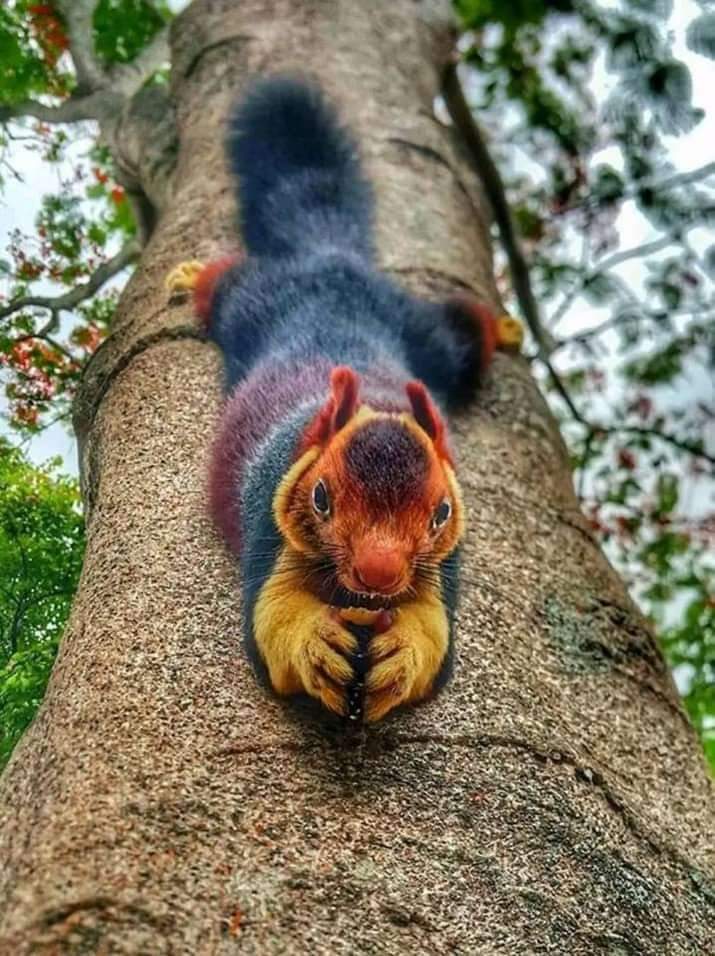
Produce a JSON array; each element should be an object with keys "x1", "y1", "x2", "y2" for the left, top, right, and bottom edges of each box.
[
  {"x1": 165, "y1": 260, "x2": 206, "y2": 295},
  {"x1": 364, "y1": 649, "x2": 418, "y2": 722},
  {"x1": 362, "y1": 629, "x2": 421, "y2": 723},
  {"x1": 495, "y1": 314, "x2": 524, "y2": 351},
  {"x1": 294, "y1": 620, "x2": 357, "y2": 717}
]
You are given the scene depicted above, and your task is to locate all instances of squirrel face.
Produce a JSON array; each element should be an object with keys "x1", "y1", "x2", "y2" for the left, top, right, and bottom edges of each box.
[{"x1": 274, "y1": 368, "x2": 464, "y2": 604}]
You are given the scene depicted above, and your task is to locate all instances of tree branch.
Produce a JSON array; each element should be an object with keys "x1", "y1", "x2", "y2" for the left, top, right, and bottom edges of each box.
[
  {"x1": 555, "y1": 316, "x2": 624, "y2": 350},
  {"x1": 53, "y1": 0, "x2": 107, "y2": 93},
  {"x1": 0, "y1": 240, "x2": 140, "y2": 323},
  {"x1": 544, "y1": 359, "x2": 590, "y2": 426},
  {"x1": 0, "y1": 19, "x2": 168, "y2": 126},
  {"x1": 652, "y1": 161, "x2": 715, "y2": 194},
  {"x1": 0, "y1": 91, "x2": 119, "y2": 125},
  {"x1": 593, "y1": 236, "x2": 673, "y2": 274},
  {"x1": 577, "y1": 431, "x2": 593, "y2": 501},
  {"x1": 563, "y1": 161, "x2": 715, "y2": 216},
  {"x1": 549, "y1": 235, "x2": 683, "y2": 330},
  {"x1": 439, "y1": 61, "x2": 713, "y2": 469},
  {"x1": 611, "y1": 425, "x2": 713, "y2": 463},
  {"x1": 554, "y1": 306, "x2": 715, "y2": 353},
  {"x1": 551, "y1": 372, "x2": 715, "y2": 465},
  {"x1": 111, "y1": 27, "x2": 170, "y2": 98},
  {"x1": 442, "y1": 60, "x2": 557, "y2": 356}
]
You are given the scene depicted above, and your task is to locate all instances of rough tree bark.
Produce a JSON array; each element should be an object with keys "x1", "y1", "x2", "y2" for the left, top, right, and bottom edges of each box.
[{"x1": 1, "y1": 2, "x2": 713, "y2": 953}]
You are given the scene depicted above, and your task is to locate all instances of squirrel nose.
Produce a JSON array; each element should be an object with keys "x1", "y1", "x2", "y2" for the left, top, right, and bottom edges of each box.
[{"x1": 353, "y1": 545, "x2": 404, "y2": 593}]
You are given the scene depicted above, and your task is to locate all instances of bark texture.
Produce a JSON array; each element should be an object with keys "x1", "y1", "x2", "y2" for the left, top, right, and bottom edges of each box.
[{"x1": 1, "y1": 2, "x2": 713, "y2": 953}]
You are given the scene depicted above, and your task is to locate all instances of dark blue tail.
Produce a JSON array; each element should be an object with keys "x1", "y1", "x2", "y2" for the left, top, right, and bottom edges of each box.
[{"x1": 227, "y1": 78, "x2": 374, "y2": 260}]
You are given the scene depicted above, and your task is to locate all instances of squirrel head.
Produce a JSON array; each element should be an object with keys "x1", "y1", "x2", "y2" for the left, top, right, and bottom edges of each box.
[{"x1": 274, "y1": 367, "x2": 464, "y2": 602}]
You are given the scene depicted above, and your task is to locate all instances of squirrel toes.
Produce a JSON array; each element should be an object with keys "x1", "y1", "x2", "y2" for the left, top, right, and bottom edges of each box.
[{"x1": 166, "y1": 78, "x2": 522, "y2": 722}]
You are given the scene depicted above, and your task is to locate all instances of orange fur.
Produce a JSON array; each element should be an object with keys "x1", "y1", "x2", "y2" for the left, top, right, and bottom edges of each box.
[
  {"x1": 297, "y1": 366, "x2": 360, "y2": 455},
  {"x1": 253, "y1": 547, "x2": 358, "y2": 716},
  {"x1": 268, "y1": 368, "x2": 464, "y2": 720},
  {"x1": 194, "y1": 256, "x2": 242, "y2": 327},
  {"x1": 448, "y1": 294, "x2": 499, "y2": 371},
  {"x1": 275, "y1": 398, "x2": 464, "y2": 602}
]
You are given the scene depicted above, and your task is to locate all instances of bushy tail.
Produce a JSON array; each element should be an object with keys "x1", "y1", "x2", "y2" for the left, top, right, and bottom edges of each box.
[{"x1": 227, "y1": 77, "x2": 374, "y2": 259}]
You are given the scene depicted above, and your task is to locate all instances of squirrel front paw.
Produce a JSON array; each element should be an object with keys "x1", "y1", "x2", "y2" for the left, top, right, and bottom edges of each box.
[
  {"x1": 363, "y1": 603, "x2": 449, "y2": 722},
  {"x1": 293, "y1": 611, "x2": 358, "y2": 716},
  {"x1": 363, "y1": 629, "x2": 431, "y2": 722},
  {"x1": 253, "y1": 560, "x2": 450, "y2": 721},
  {"x1": 258, "y1": 605, "x2": 358, "y2": 717}
]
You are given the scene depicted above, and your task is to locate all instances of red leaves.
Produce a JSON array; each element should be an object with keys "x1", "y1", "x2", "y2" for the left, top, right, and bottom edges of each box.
[
  {"x1": 3, "y1": 329, "x2": 100, "y2": 430},
  {"x1": 615, "y1": 515, "x2": 637, "y2": 538},
  {"x1": 10, "y1": 340, "x2": 32, "y2": 372},
  {"x1": 71, "y1": 323, "x2": 102, "y2": 352},
  {"x1": 14, "y1": 405, "x2": 39, "y2": 427},
  {"x1": 17, "y1": 260, "x2": 44, "y2": 281},
  {"x1": 28, "y1": 3, "x2": 69, "y2": 69},
  {"x1": 587, "y1": 510, "x2": 606, "y2": 535},
  {"x1": 628, "y1": 394, "x2": 653, "y2": 420},
  {"x1": 617, "y1": 448, "x2": 637, "y2": 470}
]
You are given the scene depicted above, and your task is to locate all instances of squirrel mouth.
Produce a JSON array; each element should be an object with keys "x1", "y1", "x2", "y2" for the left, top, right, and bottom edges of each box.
[
  {"x1": 330, "y1": 585, "x2": 401, "y2": 611},
  {"x1": 308, "y1": 564, "x2": 406, "y2": 610}
]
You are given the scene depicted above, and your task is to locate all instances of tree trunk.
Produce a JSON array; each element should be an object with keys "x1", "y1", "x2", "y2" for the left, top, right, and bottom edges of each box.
[{"x1": 0, "y1": 2, "x2": 712, "y2": 953}]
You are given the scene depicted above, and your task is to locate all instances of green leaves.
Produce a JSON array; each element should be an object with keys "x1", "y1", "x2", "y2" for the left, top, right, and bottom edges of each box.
[
  {"x1": 0, "y1": 129, "x2": 132, "y2": 431},
  {"x1": 592, "y1": 165, "x2": 625, "y2": 204},
  {"x1": 625, "y1": 0, "x2": 673, "y2": 17},
  {"x1": 455, "y1": 0, "x2": 574, "y2": 32},
  {"x1": 0, "y1": 0, "x2": 173, "y2": 115},
  {"x1": 0, "y1": 440, "x2": 84, "y2": 767},
  {"x1": 686, "y1": 12, "x2": 715, "y2": 59},
  {"x1": 453, "y1": 0, "x2": 715, "y2": 772},
  {"x1": 703, "y1": 244, "x2": 715, "y2": 278},
  {"x1": 0, "y1": 3, "x2": 72, "y2": 105},
  {"x1": 605, "y1": 18, "x2": 659, "y2": 71},
  {"x1": 93, "y1": 0, "x2": 170, "y2": 65},
  {"x1": 582, "y1": 272, "x2": 627, "y2": 306},
  {"x1": 654, "y1": 472, "x2": 679, "y2": 517},
  {"x1": 643, "y1": 60, "x2": 699, "y2": 135},
  {"x1": 660, "y1": 594, "x2": 714, "y2": 770},
  {"x1": 0, "y1": 7, "x2": 47, "y2": 105},
  {"x1": 38, "y1": 194, "x2": 85, "y2": 261}
]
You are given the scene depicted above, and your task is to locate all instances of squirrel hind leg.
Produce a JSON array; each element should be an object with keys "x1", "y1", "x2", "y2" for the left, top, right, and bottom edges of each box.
[
  {"x1": 165, "y1": 255, "x2": 242, "y2": 329},
  {"x1": 165, "y1": 259, "x2": 206, "y2": 294},
  {"x1": 446, "y1": 294, "x2": 524, "y2": 371},
  {"x1": 495, "y1": 314, "x2": 524, "y2": 350}
]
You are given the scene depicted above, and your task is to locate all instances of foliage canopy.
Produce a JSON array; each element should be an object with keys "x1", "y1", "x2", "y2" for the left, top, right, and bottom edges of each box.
[
  {"x1": 0, "y1": 439, "x2": 84, "y2": 767},
  {"x1": 455, "y1": 0, "x2": 714, "y2": 769}
]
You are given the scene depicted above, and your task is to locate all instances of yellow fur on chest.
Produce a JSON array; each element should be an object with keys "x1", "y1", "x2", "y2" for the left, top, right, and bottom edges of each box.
[{"x1": 253, "y1": 545, "x2": 449, "y2": 720}]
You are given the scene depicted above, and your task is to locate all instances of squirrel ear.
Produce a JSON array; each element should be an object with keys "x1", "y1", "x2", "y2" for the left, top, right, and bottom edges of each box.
[
  {"x1": 406, "y1": 380, "x2": 452, "y2": 462},
  {"x1": 330, "y1": 366, "x2": 360, "y2": 431},
  {"x1": 299, "y1": 366, "x2": 361, "y2": 451}
]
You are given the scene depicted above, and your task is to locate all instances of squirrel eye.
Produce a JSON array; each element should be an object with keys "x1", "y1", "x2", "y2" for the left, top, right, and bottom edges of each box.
[
  {"x1": 432, "y1": 498, "x2": 451, "y2": 530},
  {"x1": 312, "y1": 479, "x2": 330, "y2": 518}
]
